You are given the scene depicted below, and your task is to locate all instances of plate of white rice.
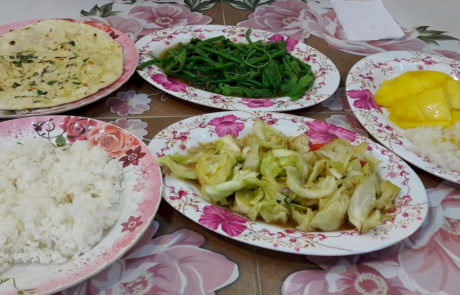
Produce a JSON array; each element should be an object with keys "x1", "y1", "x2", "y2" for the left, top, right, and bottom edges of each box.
[
  {"x1": 0, "y1": 116, "x2": 162, "y2": 294},
  {"x1": 346, "y1": 51, "x2": 460, "y2": 183}
]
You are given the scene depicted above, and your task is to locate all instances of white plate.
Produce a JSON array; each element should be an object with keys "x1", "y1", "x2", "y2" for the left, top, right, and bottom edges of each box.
[
  {"x1": 136, "y1": 25, "x2": 340, "y2": 112},
  {"x1": 148, "y1": 111, "x2": 428, "y2": 256},
  {"x1": 345, "y1": 51, "x2": 460, "y2": 183},
  {"x1": 0, "y1": 116, "x2": 162, "y2": 294}
]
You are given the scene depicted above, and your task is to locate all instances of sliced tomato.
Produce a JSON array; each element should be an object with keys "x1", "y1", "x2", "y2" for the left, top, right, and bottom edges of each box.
[{"x1": 310, "y1": 143, "x2": 325, "y2": 151}]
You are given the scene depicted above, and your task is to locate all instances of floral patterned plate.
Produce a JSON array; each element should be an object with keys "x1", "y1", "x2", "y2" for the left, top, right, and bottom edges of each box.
[
  {"x1": 148, "y1": 111, "x2": 428, "y2": 256},
  {"x1": 345, "y1": 51, "x2": 460, "y2": 183},
  {"x1": 0, "y1": 116, "x2": 162, "y2": 294},
  {"x1": 136, "y1": 25, "x2": 340, "y2": 111},
  {"x1": 0, "y1": 19, "x2": 138, "y2": 118}
]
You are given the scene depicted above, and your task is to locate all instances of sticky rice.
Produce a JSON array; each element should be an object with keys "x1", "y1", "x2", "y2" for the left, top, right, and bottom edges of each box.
[{"x1": 402, "y1": 123, "x2": 460, "y2": 172}]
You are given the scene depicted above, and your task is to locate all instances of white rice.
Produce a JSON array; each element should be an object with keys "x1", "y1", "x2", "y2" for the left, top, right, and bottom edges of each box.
[
  {"x1": 402, "y1": 123, "x2": 460, "y2": 172},
  {"x1": 0, "y1": 139, "x2": 123, "y2": 272}
]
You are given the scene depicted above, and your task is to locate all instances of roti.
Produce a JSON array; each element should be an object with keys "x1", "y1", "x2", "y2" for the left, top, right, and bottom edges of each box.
[{"x1": 0, "y1": 19, "x2": 123, "y2": 110}]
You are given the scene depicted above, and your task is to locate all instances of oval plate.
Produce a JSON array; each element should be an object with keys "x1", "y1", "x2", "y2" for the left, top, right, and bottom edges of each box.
[
  {"x1": 148, "y1": 111, "x2": 427, "y2": 256},
  {"x1": 0, "y1": 19, "x2": 138, "y2": 118},
  {"x1": 136, "y1": 25, "x2": 340, "y2": 112},
  {"x1": 345, "y1": 51, "x2": 460, "y2": 183},
  {"x1": 0, "y1": 116, "x2": 162, "y2": 294}
]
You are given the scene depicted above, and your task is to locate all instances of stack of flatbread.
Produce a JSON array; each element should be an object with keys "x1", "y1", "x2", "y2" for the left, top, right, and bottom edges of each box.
[{"x1": 0, "y1": 19, "x2": 123, "y2": 110}]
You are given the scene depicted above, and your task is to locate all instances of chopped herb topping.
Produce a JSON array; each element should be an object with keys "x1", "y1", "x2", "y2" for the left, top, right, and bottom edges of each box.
[
  {"x1": 82, "y1": 57, "x2": 89, "y2": 63},
  {"x1": 37, "y1": 90, "x2": 47, "y2": 95},
  {"x1": 0, "y1": 88, "x2": 3, "y2": 91},
  {"x1": 12, "y1": 82, "x2": 21, "y2": 88},
  {"x1": 32, "y1": 72, "x2": 39, "y2": 76},
  {"x1": 10, "y1": 51, "x2": 38, "y2": 67},
  {"x1": 29, "y1": 81, "x2": 36, "y2": 86},
  {"x1": 72, "y1": 81, "x2": 81, "y2": 85},
  {"x1": 47, "y1": 80, "x2": 58, "y2": 85}
]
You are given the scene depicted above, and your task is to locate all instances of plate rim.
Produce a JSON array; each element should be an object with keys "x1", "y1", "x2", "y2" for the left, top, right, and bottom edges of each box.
[
  {"x1": 345, "y1": 50, "x2": 460, "y2": 183},
  {"x1": 135, "y1": 24, "x2": 340, "y2": 112},
  {"x1": 148, "y1": 110, "x2": 428, "y2": 256},
  {"x1": 0, "y1": 18, "x2": 138, "y2": 118},
  {"x1": 0, "y1": 115, "x2": 162, "y2": 294}
]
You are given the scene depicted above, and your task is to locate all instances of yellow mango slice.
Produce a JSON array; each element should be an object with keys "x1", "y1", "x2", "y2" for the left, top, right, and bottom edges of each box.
[
  {"x1": 452, "y1": 109, "x2": 460, "y2": 121},
  {"x1": 389, "y1": 116, "x2": 452, "y2": 128},
  {"x1": 400, "y1": 71, "x2": 427, "y2": 95},
  {"x1": 375, "y1": 79, "x2": 408, "y2": 107},
  {"x1": 444, "y1": 79, "x2": 460, "y2": 110},
  {"x1": 375, "y1": 70, "x2": 460, "y2": 128},
  {"x1": 389, "y1": 95, "x2": 425, "y2": 121},
  {"x1": 416, "y1": 86, "x2": 452, "y2": 121},
  {"x1": 417, "y1": 70, "x2": 452, "y2": 88}
]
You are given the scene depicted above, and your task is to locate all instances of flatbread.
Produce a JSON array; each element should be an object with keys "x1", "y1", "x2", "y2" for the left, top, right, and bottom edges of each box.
[{"x1": 0, "y1": 19, "x2": 123, "y2": 110}]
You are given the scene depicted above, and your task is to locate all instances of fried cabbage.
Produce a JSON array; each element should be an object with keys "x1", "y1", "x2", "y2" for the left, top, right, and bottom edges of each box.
[{"x1": 158, "y1": 120, "x2": 401, "y2": 233}]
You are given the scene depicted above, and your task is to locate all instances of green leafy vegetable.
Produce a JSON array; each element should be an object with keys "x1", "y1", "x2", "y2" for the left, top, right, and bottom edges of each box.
[{"x1": 137, "y1": 30, "x2": 315, "y2": 100}]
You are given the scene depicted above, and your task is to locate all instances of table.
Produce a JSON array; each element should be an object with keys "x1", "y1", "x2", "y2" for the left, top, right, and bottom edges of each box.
[{"x1": 1, "y1": 1, "x2": 459, "y2": 294}]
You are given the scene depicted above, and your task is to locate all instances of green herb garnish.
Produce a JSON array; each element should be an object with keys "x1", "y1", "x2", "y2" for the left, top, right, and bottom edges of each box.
[
  {"x1": 37, "y1": 90, "x2": 47, "y2": 95},
  {"x1": 55, "y1": 134, "x2": 66, "y2": 147},
  {"x1": 12, "y1": 82, "x2": 21, "y2": 88},
  {"x1": 10, "y1": 51, "x2": 38, "y2": 67},
  {"x1": 47, "y1": 80, "x2": 58, "y2": 85}
]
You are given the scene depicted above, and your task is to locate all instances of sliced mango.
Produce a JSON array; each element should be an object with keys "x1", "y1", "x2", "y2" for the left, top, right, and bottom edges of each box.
[
  {"x1": 452, "y1": 109, "x2": 460, "y2": 121},
  {"x1": 416, "y1": 86, "x2": 451, "y2": 121},
  {"x1": 388, "y1": 115, "x2": 452, "y2": 128},
  {"x1": 417, "y1": 70, "x2": 451, "y2": 89},
  {"x1": 389, "y1": 95, "x2": 425, "y2": 121},
  {"x1": 445, "y1": 79, "x2": 460, "y2": 110},
  {"x1": 375, "y1": 80, "x2": 406, "y2": 107},
  {"x1": 374, "y1": 70, "x2": 460, "y2": 128}
]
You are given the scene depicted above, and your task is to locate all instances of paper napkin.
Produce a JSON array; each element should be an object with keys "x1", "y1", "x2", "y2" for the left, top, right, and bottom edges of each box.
[{"x1": 331, "y1": 0, "x2": 404, "y2": 41}]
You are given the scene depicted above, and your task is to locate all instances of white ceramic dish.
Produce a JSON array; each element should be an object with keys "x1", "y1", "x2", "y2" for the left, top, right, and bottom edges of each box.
[
  {"x1": 148, "y1": 111, "x2": 428, "y2": 256},
  {"x1": 0, "y1": 116, "x2": 162, "y2": 294},
  {"x1": 346, "y1": 51, "x2": 460, "y2": 183},
  {"x1": 136, "y1": 25, "x2": 340, "y2": 111}
]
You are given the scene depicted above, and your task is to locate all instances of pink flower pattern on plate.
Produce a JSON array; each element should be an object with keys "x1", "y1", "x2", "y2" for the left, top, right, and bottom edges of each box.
[
  {"x1": 119, "y1": 146, "x2": 147, "y2": 168},
  {"x1": 209, "y1": 114, "x2": 245, "y2": 137},
  {"x1": 346, "y1": 89, "x2": 379, "y2": 110},
  {"x1": 62, "y1": 222, "x2": 239, "y2": 295},
  {"x1": 282, "y1": 183, "x2": 460, "y2": 295},
  {"x1": 121, "y1": 216, "x2": 144, "y2": 233},
  {"x1": 305, "y1": 120, "x2": 356, "y2": 145},
  {"x1": 199, "y1": 205, "x2": 247, "y2": 237},
  {"x1": 242, "y1": 98, "x2": 276, "y2": 108},
  {"x1": 129, "y1": 4, "x2": 212, "y2": 35},
  {"x1": 151, "y1": 73, "x2": 188, "y2": 92},
  {"x1": 105, "y1": 90, "x2": 151, "y2": 116}
]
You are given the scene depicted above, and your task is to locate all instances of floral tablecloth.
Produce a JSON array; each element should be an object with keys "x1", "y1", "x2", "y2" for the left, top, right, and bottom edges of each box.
[{"x1": 0, "y1": 1, "x2": 459, "y2": 294}]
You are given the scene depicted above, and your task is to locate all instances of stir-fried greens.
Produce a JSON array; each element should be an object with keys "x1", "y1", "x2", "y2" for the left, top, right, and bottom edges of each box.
[
  {"x1": 158, "y1": 121, "x2": 401, "y2": 233},
  {"x1": 137, "y1": 30, "x2": 315, "y2": 100}
]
